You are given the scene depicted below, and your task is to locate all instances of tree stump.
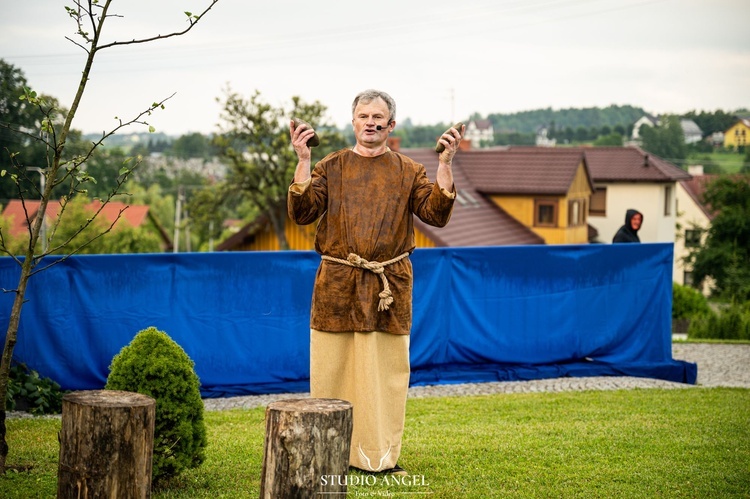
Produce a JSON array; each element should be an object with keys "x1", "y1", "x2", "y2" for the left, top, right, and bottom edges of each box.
[
  {"x1": 260, "y1": 398, "x2": 353, "y2": 499},
  {"x1": 57, "y1": 390, "x2": 156, "y2": 499}
]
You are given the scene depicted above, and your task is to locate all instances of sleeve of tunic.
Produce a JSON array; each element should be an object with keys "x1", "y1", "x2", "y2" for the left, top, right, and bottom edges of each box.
[
  {"x1": 288, "y1": 163, "x2": 328, "y2": 225},
  {"x1": 409, "y1": 165, "x2": 455, "y2": 228}
]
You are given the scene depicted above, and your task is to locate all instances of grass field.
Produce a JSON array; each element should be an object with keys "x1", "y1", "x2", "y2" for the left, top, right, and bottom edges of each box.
[
  {"x1": 2, "y1": 387, "x2": 748, "y2": 498},
  {"x1": 687, "y1": 151, "x2": 745, "y2": 173}
]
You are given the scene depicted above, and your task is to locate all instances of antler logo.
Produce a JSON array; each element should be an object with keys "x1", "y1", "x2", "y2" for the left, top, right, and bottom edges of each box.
[{"x1": 358, "y1": 444, "x2": 392, "y2": 472}]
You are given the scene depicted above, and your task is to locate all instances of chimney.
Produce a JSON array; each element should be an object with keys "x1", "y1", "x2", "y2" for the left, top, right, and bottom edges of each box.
[
  {"x1": 688, "y1": 164, "x2": 704, "y2": 176},
  {"x1": 643, "y1": 154, "x2": 649, "y2": 167},
  {"x1": 459, "y1": 139, "x2": 471, "y2": 151},
  {"x1": 387, "y1": 136, "x2": 401, "y2": 152}
]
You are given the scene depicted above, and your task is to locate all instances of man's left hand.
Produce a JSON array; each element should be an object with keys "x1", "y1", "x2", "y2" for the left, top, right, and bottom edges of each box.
[{"x1": 438, "y1": 124, "x2": 465, "y2": 164}]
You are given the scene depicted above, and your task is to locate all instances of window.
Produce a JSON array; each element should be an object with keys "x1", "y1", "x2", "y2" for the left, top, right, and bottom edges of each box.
[
  {"x1": 455, "y1": 190, "x2": 479, "y2": 208},
  {"x1": 664, "y1": 185, "x2": 673, "y2": 216},
  {"x1": 568, "y1": 199, "x2": 586, "y2": 226},
  {"x1": 589, "y1": 188, "x2": 606, "y2": 216},
  {"x1": 685, "y1": 229, "x2": 702, "y2": 247},
  {"x1": 535, "y1": 199, "x2": 558, "y2": 227}
]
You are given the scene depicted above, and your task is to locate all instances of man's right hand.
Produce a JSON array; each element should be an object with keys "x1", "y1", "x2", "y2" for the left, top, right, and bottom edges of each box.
[
  {"x1": 290, "y1": 120, "x2": 316, "y2": 161},
  {"x1": 291, "y1": 120, "x2": 314, "y2": 183}
]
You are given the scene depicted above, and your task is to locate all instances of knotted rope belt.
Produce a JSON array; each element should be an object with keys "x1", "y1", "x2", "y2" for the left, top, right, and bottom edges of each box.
[{"x1": 321, "y1": 252, "x2": 410, "y2": 312}]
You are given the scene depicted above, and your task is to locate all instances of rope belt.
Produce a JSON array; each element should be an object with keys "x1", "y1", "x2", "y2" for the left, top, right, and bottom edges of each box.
[{"x1": 321, "y1": 252, "x2": 410, "y2": 312}]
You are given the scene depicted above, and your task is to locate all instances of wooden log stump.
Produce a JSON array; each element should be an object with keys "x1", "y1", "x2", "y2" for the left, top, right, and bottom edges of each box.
[
  {"x1": 260, "y1": 398, "x2": 353, "y2": 499},
  {"x1": 57, "y1": 390, "x2": 156, "y2": 499}
]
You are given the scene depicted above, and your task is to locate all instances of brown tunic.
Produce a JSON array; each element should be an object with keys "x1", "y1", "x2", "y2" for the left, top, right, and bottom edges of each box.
[{"x1": 288, "y1": 148, "x2": 455, "y2": 335}]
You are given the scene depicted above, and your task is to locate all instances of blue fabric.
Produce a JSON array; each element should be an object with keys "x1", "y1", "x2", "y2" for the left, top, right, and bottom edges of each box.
[{"x1": 0, "y1": 244, "x2": 696, "y2": 397}]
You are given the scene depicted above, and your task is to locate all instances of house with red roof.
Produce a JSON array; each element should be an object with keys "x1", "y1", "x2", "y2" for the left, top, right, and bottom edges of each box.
[
  {"x1": 573, "y1": 146, "x2": 692, "y2": 244},
  {"x1": 405, "y1": 147, "x2": 592, "y2": 246},
  {"x1": 1, "y1": 199, "x2": 172, "y2": 251}
]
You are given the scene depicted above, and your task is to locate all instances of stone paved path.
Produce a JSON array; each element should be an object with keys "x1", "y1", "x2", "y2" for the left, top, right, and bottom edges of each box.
[{"x1": 202, "y1": 342, "x2": 750, "y2": 411}]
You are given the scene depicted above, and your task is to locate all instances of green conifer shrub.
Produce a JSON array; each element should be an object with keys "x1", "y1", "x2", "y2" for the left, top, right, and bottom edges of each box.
[
  {"x1": 105, "y1": 326, "x2": 207, "y2": 483},
  {"x1": 672, "y1": 283, "x2": 712, "y2": 320}
]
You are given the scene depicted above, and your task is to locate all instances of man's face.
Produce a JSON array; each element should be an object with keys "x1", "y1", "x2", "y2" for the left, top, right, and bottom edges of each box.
[
  {"x1": 630, "y1": 213, "x2": 643, "y2": 231},
  {"x1": 352, "y1": 98, "x2": 392, "y2": 146}
]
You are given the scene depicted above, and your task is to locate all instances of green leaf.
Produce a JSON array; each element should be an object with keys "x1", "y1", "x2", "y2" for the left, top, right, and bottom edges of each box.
[
  {"x1": 119, "y1": 166, "x2": 130, "y2": 175},
  {"x1": 185, "y1": 11, "x2": 192, "y2": 17},
  {"x1": 149, "y1": 125, "x2": 156, "y2": 133}
]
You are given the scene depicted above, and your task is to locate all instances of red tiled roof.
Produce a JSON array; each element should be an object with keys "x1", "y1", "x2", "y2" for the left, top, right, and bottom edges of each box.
[
  {"x1": 87, "y1": 200, "x2": 150, "y2": 228},
  {"x1": 2, "y1": 199, "x2": 153, "y2": 238},
  {"x1": 1, "y1": 200, "x2": 60, "y2": 237},
  {"x1": 404, "y1": 148, "x2": 544, "y2": 247},
  {"x1": 452, "y1": 147, "x2": 592, "y2": 195},
  {"x1": 564, "y1": 145, "x2": 691, "y2": 183},
  {"x1": 680, "y1": 175, "x2": 718, "y2": 220}
]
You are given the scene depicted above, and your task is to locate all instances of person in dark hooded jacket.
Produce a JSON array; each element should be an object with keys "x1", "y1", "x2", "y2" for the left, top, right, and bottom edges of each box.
[{"x1": 612, "y1": 209, "x2": 643, "y2": 243}]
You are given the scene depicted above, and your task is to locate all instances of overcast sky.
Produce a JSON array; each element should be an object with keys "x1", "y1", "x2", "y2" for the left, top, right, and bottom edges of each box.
[{"x1": 2, "y1": 0, "x2": 748, "y2": 136}]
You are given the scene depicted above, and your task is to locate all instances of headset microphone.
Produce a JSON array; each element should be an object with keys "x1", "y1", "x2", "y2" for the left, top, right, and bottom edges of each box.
[{"x1": 376, "y1": 122, "x2": 392, "y2": 131}]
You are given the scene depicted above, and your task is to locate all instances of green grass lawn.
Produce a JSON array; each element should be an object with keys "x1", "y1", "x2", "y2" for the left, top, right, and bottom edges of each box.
[
  {"x1": 2, "y1": 387, "x2": 748, "y2": 498},
  {"x1": 687, "y1": 151, "x2": 745, "y2": 173}
]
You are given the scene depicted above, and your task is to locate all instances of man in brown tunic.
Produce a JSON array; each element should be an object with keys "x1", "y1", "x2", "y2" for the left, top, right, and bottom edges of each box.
[{"x1": 287, "y1": 89, "x2": 462, "y2": 474}]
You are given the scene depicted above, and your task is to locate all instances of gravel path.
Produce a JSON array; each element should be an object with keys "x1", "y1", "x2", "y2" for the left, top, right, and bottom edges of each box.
[
  {"x1": 202, "y1": 342, "x2": 750, "y2": 411},
  {"x1": 8, "y1": 343, "x2": 746, "y2": 417}
]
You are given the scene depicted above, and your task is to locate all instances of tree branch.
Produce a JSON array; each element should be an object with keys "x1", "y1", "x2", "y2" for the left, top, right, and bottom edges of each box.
[{"x1": 96, "y1": 0, "x2": 219, "y2": 51}]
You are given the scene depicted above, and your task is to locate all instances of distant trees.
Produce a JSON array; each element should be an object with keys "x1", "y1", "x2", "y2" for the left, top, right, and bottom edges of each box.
[
  {"x1": 640, "y1": 115, "x2": 687, "y2": 163},
  {"x1": 486, "y1": 105, "x2": 644, "y2": 136},
  {"x1": 683, "y1": 109, "x2": 738, "y2": 138},
  {"x1": 393, "y1": 123, "x2": 449, "y2": 148},
  {"x1": 0, "y1": 60, "x2": 62, "y2": 202},
  {"x1": 197, "y1": 88, "x2": 348, "y2": 250},
  {"x1": 593, "y1": 133, "x2": 624, "y2": 147},
  {"x1": 170, "y1": 132, "x2": 217, "y2": 160}
]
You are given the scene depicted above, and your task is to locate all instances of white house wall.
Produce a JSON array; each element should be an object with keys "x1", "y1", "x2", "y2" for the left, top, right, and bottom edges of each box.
[
  {"x1": 589, "y1": 182, "x2": 678, "y2": 244},
  {"x1": 675, "y1": 184, "x2": 712, "y2": 294}
]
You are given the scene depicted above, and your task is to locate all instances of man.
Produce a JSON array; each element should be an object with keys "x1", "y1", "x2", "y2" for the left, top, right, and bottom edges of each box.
[
  {"x1": 612, "y1": 208, "x2": 643, "y2": 243},
  {"x1": 287, "y1": 89, "x2": 462, "y2": 474}
]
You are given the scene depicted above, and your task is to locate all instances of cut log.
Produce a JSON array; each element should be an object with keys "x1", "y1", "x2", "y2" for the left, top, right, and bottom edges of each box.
[
  {"x1": 57, "y1": 390, "x2": 156, "y2": 499},
  {"x1": 260, "y1": 398, "x2": 353, "y2": 498}
]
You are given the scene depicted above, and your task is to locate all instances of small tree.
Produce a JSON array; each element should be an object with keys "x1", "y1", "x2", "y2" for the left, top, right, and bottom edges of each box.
[
  {"x1": 687, "y1": 175, "x2": 750, "y2": 301},
  {"x1": 640, "y1": 115, "x2": 687, "y2": 164},
  {"x1": 204, "y1": 88, "x2": 347, "y2": 250},
  {"x1": 106, "y1": 327, "x2": 207, "y2": 483},
  {"x1": 0, "y1": 0, "x2": 219, "y2": 473}
]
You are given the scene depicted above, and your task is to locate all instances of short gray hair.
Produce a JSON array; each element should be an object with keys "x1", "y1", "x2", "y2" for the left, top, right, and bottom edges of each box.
[{"x1": 352, "y1": 89, "x2": 396, "y2": 123}]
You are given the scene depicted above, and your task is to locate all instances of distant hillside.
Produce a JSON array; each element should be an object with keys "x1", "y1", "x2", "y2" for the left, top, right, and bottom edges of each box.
[
  {"x1": 82, "y1": 131, "x2": 173, "y2": 149},
  {"x1": 485, "y1": 105, "x2": 646, "y2": 133},
  {"x1": 84, "y1": 105, "x2": 650, "y2": 145}
]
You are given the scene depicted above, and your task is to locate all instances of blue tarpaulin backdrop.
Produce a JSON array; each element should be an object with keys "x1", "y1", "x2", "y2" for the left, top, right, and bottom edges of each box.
[{"x1": 0, "y1": 244, "x2": 696, "y2": 397}]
